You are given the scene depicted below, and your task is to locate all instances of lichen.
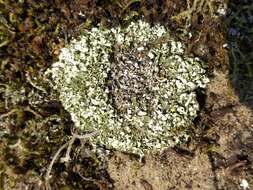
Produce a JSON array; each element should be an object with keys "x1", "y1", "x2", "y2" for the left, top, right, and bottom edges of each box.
[{"x1": 46, "y1": 20, "x2": 209, "y2": 155}]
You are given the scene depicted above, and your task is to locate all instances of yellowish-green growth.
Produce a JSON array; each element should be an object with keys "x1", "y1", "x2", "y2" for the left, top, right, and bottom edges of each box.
[{"x1": 46, "y1": 21, "x2": 209, "y2": 155}]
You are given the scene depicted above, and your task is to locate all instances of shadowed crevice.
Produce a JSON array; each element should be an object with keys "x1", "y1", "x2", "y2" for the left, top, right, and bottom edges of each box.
[{"x1": 227, "y1": 0, "x2": 253, "y2": 109}]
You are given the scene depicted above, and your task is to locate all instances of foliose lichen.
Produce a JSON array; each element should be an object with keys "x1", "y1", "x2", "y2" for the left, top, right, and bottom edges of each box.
[{"x1": 46, "y1": 20, "x2": 209, "y2": 155}]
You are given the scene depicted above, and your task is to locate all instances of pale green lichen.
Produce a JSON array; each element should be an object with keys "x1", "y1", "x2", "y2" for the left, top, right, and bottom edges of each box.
[{"x1": 46, "y1": 20, "x2": 209, "y2": 155}]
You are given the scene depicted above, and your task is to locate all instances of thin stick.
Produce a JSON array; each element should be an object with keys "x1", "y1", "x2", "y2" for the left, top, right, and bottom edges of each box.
[
  {"x1": 61, "y1": 131, "x2": 98, "y2": 162},
  {"x1": 72, "y1": 131, "x2": 98, "y2": 139},
  {"x1": 45, "y1": 142, "x2": 68, "y2": 181},
  {"x1": 0, "y1": 108, "x2": 19, "y2": 119},
  {"x1": 44, "y1": 131, "x2": 98, "y2": 189},
  {"x1": 60, "y1": 136, "x2": 75, "y2": 163},
  {"x1": 24, "y1": 106, "x2": 43, "y2": 118}
]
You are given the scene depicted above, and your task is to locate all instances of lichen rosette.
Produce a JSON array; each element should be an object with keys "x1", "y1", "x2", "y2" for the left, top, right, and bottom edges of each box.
[{"x1": 47, "y1": 21, "x2": 209, "y2": 155}]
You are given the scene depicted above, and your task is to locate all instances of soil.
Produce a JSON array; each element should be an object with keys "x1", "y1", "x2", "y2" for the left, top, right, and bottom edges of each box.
[{"x1": 0, "y1": 0, "x2": 252, "y2": 190}]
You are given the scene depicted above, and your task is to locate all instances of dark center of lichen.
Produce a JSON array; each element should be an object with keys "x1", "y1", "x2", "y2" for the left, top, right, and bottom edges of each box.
[{"x1": 106, "y1": 47, "x2": 158, "y2": 117}]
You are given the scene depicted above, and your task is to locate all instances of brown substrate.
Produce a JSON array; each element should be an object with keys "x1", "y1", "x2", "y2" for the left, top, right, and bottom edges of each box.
[{"x1": 0, "y1": 0, "x2": 252, "y2": 189}]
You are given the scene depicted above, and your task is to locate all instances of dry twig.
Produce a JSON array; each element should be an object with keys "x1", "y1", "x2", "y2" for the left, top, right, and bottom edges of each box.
[{"x1": 44, "y1": 131, "x2": 98, "y2": 190}]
